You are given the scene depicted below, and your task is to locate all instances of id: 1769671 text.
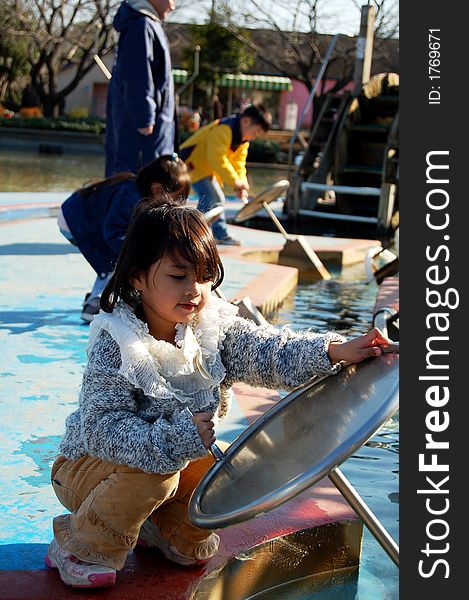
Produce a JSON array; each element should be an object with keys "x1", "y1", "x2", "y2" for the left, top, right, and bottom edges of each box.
[{"x1": 428, "y1": 29, "x2": 441, "y2": 105}]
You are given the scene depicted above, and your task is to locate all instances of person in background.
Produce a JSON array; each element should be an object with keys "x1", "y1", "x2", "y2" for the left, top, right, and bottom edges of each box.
[
  {"x1": 180, "y1": 104, "x2": 272, "y2": 245},
  {"x1": 46, "y1": 201, "x2": 392, "y2": 589},
  {"x1": 212, "y1": 94, "x2": 224, "y2": 120},
  {"x1": 105, "y1": 0, "x2": 178, "y2": 177},
  {"x1": 57, "y1": 154, "x2": 190, "y2": 322}
]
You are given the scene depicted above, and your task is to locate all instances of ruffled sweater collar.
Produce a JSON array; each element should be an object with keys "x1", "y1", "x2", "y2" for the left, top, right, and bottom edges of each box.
[{"x1": 88, "y1": 297, "x2": 238, "y2": 403}]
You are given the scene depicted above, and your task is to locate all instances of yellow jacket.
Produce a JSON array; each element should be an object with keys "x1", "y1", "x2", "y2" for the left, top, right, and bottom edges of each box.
[{"x1": 180, "y1": 116, "x2": 249, "y2": 188}]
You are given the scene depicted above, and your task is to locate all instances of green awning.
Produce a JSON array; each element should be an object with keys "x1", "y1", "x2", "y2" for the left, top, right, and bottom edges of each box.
[
  {"x1": 172, "y1": 69, "x2": 189, "y2": 83},
  {"x1": 217, "y1": 74, "x2": 292, "y2": 91}
]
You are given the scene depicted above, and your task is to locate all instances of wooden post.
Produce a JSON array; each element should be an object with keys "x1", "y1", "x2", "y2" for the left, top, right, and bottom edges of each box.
[
  {"x1": 377, "y1": 182, "x2": 397, "y2": 244},
  {"x1": 353, "y1": 4, "x2": 376, "y2": 96}
]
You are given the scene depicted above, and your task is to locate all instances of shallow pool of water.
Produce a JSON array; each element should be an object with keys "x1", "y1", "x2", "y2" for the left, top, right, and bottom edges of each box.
[{"x1": 0, "y1": 148, "x2": 288, "y2": 194}]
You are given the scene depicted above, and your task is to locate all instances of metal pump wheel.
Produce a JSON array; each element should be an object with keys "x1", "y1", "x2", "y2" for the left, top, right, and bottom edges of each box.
[{"x1": 234, "y1": 180, "x2": 331, "y2": 279}]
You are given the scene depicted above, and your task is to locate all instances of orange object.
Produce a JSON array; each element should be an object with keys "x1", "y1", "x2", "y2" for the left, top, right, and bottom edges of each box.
[{"x1": 19, "y1": 106, "x2": 43, "y2": 118}]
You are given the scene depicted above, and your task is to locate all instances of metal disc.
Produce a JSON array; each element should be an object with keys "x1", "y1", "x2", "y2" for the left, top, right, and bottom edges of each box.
[
  {"x1": 189, "y1": 354, "x2": 399, "y2": 528},
  {"x1": 234, "y1": 179, "x2": 290, "y2": 223}
]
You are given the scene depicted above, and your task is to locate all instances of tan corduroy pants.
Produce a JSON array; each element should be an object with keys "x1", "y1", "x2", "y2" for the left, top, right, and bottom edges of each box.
[{"x1": 50, "y1": 449, "x2": 223, "y2": 570}]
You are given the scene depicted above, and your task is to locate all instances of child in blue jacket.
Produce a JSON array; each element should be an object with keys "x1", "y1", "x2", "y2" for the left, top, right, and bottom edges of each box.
[{"x1": 57, "y1": 154, "x2": 190, "y2": 322}]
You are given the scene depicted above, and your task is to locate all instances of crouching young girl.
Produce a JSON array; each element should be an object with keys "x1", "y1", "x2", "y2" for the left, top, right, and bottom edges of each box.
[{"x1": 47, "y1": 201, "x2": 391, "y2": 588}]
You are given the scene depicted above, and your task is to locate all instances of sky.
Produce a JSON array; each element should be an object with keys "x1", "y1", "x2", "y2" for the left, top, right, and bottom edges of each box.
[{"x1": 168, "y1": 0, "x2": 399, "y2": 37}]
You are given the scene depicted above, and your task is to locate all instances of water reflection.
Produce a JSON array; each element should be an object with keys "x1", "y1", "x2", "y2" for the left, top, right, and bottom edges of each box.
[
  {"x1": 1, "y1": 150, "x2": 105, "y2": 192},
  {"x1": 270, "y1": 278, "x2": 378, "y2": 337},
  {"x1": 0, "y1": 148, "x2": 289, "y2": 194}
]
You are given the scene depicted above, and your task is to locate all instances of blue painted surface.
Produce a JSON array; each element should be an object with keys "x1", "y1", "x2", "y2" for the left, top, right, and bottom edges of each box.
[
  {"x1": 0, "y1": 192, "x2": 69, "y2": 206},
  {"x1": 0, "y1": 544, "x2": 50, "y2": 571},
  {"x1": 0, "y1": 216, "x2": 255, "y2": 571}
]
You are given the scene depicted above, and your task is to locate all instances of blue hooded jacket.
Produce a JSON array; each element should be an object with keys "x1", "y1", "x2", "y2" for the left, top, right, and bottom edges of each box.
[
  {"x1": 105, "y1": 2, "x2": 176, "y2": 176},
  {"x1": 61, "y1": 179, "x2": 141, "y2": 277}
]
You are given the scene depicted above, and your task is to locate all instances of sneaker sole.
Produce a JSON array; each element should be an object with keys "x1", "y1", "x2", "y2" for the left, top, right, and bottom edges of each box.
[
  {"x1": 136, "y1": 536, "x2": 208, "y2": 567},
  {"x1": 45, "y1": 554, "x2": 116, "y2": 588}
]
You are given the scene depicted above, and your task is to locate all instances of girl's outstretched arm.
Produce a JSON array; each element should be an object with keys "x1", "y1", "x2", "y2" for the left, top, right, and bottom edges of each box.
[
  {"x1": 220, "y1": 316, "x2": 346, "y2": 391},
  {"x1": 328, "y1": 327, "x2": 392, "y2": 365}
]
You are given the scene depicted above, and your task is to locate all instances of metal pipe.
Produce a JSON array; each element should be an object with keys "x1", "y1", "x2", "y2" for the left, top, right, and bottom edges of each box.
[
  {"x1": 373, "y1": 307, "x2": 399, "y2": 339},
  {"x1": 262, "y1": 201, "x2": 289, "y2": 240},
  {"x1": 329, "y1": 467, "x2": 399, "y2": 567},
  {"x1": 93, "y1": 55, "x2": 112, "y2": 80},
  {"x1": 209, "y1": 443, "x2": 225, "y2": 461},
  {"x1": 301, "y1": 182, "x2": 382, "y2": 196},
  {"x1": 298, "y1": 209, "x2": 378, "y2": 224}
]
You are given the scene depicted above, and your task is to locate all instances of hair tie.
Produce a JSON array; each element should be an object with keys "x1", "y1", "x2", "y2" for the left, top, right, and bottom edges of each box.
[{"x1": 170, "y1": 152, "x2": 178, "y2": 162}]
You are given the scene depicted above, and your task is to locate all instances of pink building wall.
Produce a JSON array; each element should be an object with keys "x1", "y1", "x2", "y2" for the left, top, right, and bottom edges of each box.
[{"x1": 279, "y1": 79, "x2": 354, "y2": 129}]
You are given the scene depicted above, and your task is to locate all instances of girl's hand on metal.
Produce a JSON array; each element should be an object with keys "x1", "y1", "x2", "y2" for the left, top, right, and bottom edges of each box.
[
  {"x1": 328, "y1": 327, "x2": 393, "y2": 366},
  {"x1": 192, "y1": 412, "x2": 216, "y2": 448}
]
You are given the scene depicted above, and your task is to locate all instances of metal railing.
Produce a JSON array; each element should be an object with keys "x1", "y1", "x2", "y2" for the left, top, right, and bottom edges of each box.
[
  {"x1": 298, "y1": 181, "x2": 384, "y2": 223},
  {"x1": 297, "y1": 209, "x2": 378, "y2": 224},
  {"x1": 287, "y1": 33, "x2": 342, "y2": 176}
]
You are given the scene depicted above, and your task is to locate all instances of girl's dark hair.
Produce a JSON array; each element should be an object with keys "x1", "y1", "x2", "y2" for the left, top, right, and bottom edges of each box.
[
  {"x1": 78, "y1": 155, "x2": 191, "y2": 202},
  {"x1": 136, "y1": 155, "x2": 191, "y2": 199},
  {"x1": 100, "y1": 200, "x2": 224, "y2": 312}
]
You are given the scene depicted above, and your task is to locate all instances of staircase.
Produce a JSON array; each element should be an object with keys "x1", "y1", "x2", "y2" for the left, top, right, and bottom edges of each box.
[
  {"x1": 286, "y1": 92, "x2": 352, "y2": 218},
  {"x1": 334, "y1": 93, "x2": 399, "y2": 218},
  {"x1": 286, "y1": 73, "x2": 399, "y2": 242}
]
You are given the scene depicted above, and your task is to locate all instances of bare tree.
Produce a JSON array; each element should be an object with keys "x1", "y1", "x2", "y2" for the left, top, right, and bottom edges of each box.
[
  {"x1": 216, "y1": 0, "x2": 398, "y2": 92},
  {"x1": 213, "y1": 0, "x2": 350, "y2": 92},
  {"x1": 1, "y1": 0, "x2": 120, "y2": 117}
]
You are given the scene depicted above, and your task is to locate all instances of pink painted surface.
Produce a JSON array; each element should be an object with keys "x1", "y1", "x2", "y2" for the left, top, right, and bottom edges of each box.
[
  {"x1": 0, "y1": 483, "x2": 354, "y2": 600},
  {"x1": 373, "y1": 276, "x2": 399, "y2": 314},
  {"x1": 279, "y1": 79, "x2": 355, "y2": 129}
]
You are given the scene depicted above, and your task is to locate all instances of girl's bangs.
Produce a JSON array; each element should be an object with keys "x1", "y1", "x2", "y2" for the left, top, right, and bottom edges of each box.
[{"x1": 170, "y1": 223, "x2": 223, "y2": 286}]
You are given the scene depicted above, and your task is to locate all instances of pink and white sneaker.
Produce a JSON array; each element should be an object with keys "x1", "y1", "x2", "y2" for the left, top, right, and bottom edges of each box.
[{"x1": 45, "y1": 538, "x2": 116, "y2": 588}]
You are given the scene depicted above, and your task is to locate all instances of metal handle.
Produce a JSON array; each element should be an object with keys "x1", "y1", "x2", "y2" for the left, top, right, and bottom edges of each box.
[
  {"x1": 209, "y1": 443, "x2": 225, "y2": 461},
  {"x1": 373, "y1": 306, "x2": 398, "y2": 338}
]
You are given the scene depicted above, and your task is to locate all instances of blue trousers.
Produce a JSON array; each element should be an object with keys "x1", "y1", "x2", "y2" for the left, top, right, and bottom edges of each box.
[
  {"x1": 59, "y1": 227, "x2": 112, "y2": 302},
  {"x1": 192, "y1": 176, "x2": 229, "y2": 240}
]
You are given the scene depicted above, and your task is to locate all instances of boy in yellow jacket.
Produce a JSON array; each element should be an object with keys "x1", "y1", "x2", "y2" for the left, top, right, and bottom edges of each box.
[{"x1": 180, "y1": 104, "x2": 271, "y2": 245}]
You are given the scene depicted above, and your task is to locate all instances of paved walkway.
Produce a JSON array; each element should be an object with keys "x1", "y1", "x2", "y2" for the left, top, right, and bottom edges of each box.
[{"x1": 0, "y1": 207, "x2": 364, "y2": 598}]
